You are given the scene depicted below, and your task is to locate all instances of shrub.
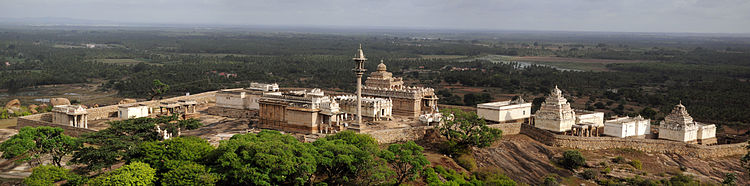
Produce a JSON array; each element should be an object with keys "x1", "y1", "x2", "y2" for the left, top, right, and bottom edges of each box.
[
  {"x1": 560, "y1": 150, "x2": 586, "y2": 170},
  {"x1": 542, "y1": 175, "x2": 559, "y2": 186},
  {"x1": 23, "y1": 165, "x2": 83, "y2": 186},
  {"x1": 581, "y1": 169, "x2": 598, "y2": 180},
  {"x1": 87, "y1": 162, "x2": 157, "y2": 186},
  {"x1": 612, "y1": 156, "x2": 626, "y2": 164},
  {"x1": 602, "y1": 167, "x2": 612, "y2": 174},
  {"x1": 722, "y1": 173, "x2": 737, "y2": 186},
  {"x1": 456, "y1": 154, "x2": 477, "y2": 172},
  {"x1": 473, "y1": 167, "x2": 516, "y2": 186},
  {"x1": 629, "y1": 160, "x2": 642, "y2": 170}
]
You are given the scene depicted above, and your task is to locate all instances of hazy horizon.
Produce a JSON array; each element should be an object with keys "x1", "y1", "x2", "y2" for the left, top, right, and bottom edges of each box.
[{"x1": 1, "y1": 0, "x2": 749, "y2": 34}]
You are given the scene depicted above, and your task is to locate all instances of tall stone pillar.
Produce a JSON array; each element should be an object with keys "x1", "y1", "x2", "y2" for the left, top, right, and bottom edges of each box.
[{"x1": 349, "y1": 44, "x2": 367, "y2": 132}]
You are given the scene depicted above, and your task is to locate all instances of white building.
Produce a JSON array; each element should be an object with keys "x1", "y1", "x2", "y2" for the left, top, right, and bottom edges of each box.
[
  {"x1": 534, "y1": 86, "x2": 576, "y2": 132},
  {"x1": 52, "y1": 105, "x2": 88, "y2": 128},
  {"x1": 215, "y1": 83, "x2": 280, "y2": 110},
  {"x1": 603, "y1": 116, "x2": 650, "y2": 138},
  {"x1": 248, "y1": 82, "x2": 279, "y2": 92},
  {"x1": 477, "y1": 97, "x2": 531, "y2": 124},
  {"x1": 658, "y1": 102, "x2": 716, "y2": 144},
  {"x1": 334, "y1": 95, "x2": 393, "y2": 121},
  {"x1": 118, "y1": 104, "x2": 151, "y2": 119},
  {"x1": 575, "y1": 110, "x2": 605, "y2": 127}
]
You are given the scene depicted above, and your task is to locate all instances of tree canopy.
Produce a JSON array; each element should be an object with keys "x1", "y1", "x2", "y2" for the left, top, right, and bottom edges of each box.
[
  {"x1": 0, "y1": 126, "x2": 79, "y2": 167},
  {"x1": 438, "y1": 108, "x2": 502, "y2": 155},
  {"x1": 87, "y1": 161, "x2": 157, "y2": 186},
  {"x1": 379, "y1": 141, "x2": 430, "y2": 185},
  {"x1": 206, "y1": 130, "x2": 318, "y2": 186}
]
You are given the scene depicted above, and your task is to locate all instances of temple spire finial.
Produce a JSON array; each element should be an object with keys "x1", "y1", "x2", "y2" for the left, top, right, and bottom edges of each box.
[{"x1": 354, "y1": 44, "x2": 367, "y2": 61}]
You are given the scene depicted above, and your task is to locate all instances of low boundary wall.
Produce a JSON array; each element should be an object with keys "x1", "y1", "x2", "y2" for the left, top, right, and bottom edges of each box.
[
  {"x1": 86, "y1": 91, "x2": 218, "y2": 120},
  {"x1": 487, "y1": 123, "x2": 522, "y2": 135},
  {"x1": 17, "y1": 113, "x2": 97, "y2": 137},
  {"x1": 517, "y1": 124, "x2": 746, "y2": 158},
  {"x1": 365, "y1": 126, "x2": 433, "y2": 144}
]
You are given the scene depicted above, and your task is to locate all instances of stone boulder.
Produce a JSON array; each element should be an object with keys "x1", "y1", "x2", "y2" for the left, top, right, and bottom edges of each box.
[
  {"x1": 119, "y1": 98, "x2": 137, "y2": 105},
  {"x1": 50, "y1": 98, "x2": 71, "y2": 106},
  {"x1": 39, "y1": 104, "x2": 49, "y2": 110},
  {"x1": 28, "y1": 104, "x2": 39, "y2": 114},
  {"x1": 5, "y1": 99, "x2": 20, "y2": 110}
]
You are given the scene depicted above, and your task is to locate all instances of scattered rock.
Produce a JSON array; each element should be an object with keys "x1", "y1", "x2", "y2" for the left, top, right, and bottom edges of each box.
[
  {"x1": 28, "y1": 104, "x2": 38, "y2": 110},
  {"x1": 29, "y1": 108, "x2": 38, "y2": 114},
  {"x1": 6, "y1": 109, "x2": 14, "y2": 115},
  {"x1": 50, "y1": 98, "x2": 71, "y2": 106},
  {"x1": 4, "y1": 99, "x2": 21, "y2": 110},
  {"x1": 119, "y1": 98, "x2": 137, "y2": 105}
]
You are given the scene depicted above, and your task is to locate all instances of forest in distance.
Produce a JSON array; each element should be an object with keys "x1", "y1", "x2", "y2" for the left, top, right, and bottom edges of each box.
[{"x1": 1, "y1": 26, "x2": 750, "y2": 127}]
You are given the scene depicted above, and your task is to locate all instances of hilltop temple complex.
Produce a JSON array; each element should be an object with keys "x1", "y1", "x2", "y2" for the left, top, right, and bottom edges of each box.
[{"x1": 16, "y1": 46, "x2": 732, "y2": 150}]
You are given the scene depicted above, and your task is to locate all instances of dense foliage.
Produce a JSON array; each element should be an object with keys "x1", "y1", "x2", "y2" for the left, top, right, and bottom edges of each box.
[
  {"x1": 438, "y1": 108, "x2": 502, "y2": 155},
  {"x1": 87, "y1": 162, "x2": 157, "y2": 186},
  {"x1": 70, "y1": 115, "x2": 181, "y2": 171},
  {"x1": 560, "y1": 150, "x2": 586, "y2": 170},
  {"x1": 206, "y1": 130, "x2": 318, "y2": 185},
  {"x1": 24, "y1": 165, "x2": 84, "y2": 186},
  {"x1": 8, "y1": 116, "x2": 519, "y2": 185},
  {"x1": 0, "y1": 126, "x2": 79, "y2": 166}
]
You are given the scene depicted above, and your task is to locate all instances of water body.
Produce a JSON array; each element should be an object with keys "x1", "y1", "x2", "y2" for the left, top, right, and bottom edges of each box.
[{"x1": 463, "y1": 55, "x2": 582, "y2": 72}]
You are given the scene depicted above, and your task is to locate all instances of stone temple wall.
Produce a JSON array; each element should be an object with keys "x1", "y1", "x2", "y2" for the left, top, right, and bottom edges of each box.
[
  {"x1": 17, "y1": 113, "x2": 97, "y2": 137},
  {"x1": 517, "y1": 124, "x2": 745, "y2": 158},
  {"x1": 487, "y1": 123, "x2": 522, "y2": 135},
  {"x1": 205, "y1": 106, "x2": 257, "y2": 118},
  {"x1": 365, "y1": 126, "x2": 432, "y2": 144}
]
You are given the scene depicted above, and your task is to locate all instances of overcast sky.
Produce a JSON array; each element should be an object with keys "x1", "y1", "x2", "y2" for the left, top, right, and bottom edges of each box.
[{"x1": 1, "y1": 0, "x2": 749, "y2": 33}]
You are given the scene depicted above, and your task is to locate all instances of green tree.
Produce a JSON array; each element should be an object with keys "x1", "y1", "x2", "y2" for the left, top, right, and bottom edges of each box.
[
  {"x1": 23, "y1": 165, "x2": 84, "y2": 186},
  {"x1": 438, "y1": 108, "x2": 502, "y2": 154},
  {"x1": 0, "y1": 126, "x2": 80, "y2": 167},
  {"x1": 71, "y1": 116, "x2": 173, "y2": 172},
  {"x1": 163, "y1": 118, "x2": 203, "y2": 136},
  {"x1": 88, "y1": 161, "x2": 157, "y2": 186},
  {"x1": 639, "y1": 107, "x2": 658, "y2": 119},
  {"x1": 128, "y1": 136, "x2": 214, "y2": 173},
  {"x1": 379, "y1": 141, "x2": 430, "y2": 185},
  {"x1": 312, "y1": 131, "x2": 381, "y2": 185},
  {"x1": 207, "y1": 130, "x2": 317, "y2": 186},
  {"x1": 560, "y1": 150, "x2": 586, "y2": 170},
  {"x1": 161, "y1": 162, "x2": 218, "y2": 186},
  {"x1": 149, "y1": 79, "x2": 169, "y2": 100}
]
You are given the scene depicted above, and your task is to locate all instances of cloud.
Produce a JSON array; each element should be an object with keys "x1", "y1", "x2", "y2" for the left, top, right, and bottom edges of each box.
[{"x1": 0, "y1": 0, "x2": 748, "y2": 33}]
